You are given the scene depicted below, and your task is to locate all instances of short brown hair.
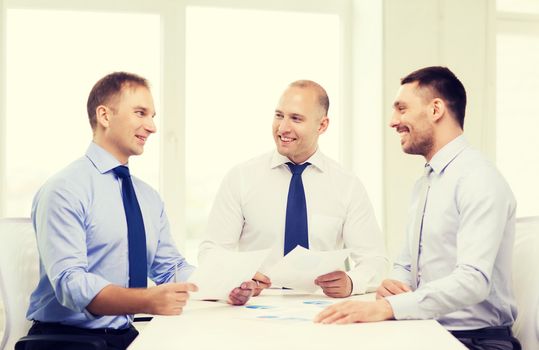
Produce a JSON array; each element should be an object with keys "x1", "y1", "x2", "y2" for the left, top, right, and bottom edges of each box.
[
  {"x1": 401, "y1": 66, "x2": 466, "y2": 128},
  {"x1": 87, "y1": 72, "x2": 149, "y2": 130}
]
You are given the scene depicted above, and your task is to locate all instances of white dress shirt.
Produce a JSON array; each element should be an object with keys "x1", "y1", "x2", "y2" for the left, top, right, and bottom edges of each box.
[
  {"x1": 387, "y1": 135, "x2": 518, "y2": 330},
  {"x1": 199, "y1": 149, "x2": 388, "y2": 294}
]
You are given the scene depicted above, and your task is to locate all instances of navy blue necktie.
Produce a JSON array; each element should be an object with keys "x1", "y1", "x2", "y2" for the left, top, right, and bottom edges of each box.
[
  {"x1": 113, "y1": 166, "x2": 147, "y2": 288},
  {"x1": 284, "y1": 162, "x2": 310, "y2": 255}
]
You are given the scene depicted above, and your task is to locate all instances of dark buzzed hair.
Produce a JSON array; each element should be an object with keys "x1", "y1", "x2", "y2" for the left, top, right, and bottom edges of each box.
[
  {"x1": 289, "y1": 80, "x2": 330, "y2": 116},
  {"x1": 401, "y1": 66, "x2": 466, "y2": 128},
  {"x1": 87, "y1": 72, "x2": 149, "y2": 130}
]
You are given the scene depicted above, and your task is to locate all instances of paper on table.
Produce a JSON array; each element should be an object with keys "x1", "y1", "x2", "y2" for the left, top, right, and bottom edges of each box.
[
  {"x1": 187, "y1": 247, "x2": 270, "y2": 300},
  {"x1": 267, "y1": 246, "x2": 350, "y2": 293}
]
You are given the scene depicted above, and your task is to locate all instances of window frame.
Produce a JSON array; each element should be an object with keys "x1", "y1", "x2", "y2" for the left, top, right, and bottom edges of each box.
[{"x1": 0, "y1": 0, "x2": 368, "y2": 252}]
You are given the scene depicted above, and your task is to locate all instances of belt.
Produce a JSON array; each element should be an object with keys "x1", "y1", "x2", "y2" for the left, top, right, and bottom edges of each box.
[
  {"x1": 32, "y1": 320, "x2": 135, "y2": 335},
  {"x1": 450, "y1": 326, "x2": 513, "y2": 339},
  {"x1": 450, "y1": 326, "x2": 521, "y2": 350}
]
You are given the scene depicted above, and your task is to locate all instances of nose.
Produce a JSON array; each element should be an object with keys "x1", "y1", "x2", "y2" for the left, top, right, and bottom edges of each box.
[
  {"x1": 389, "y1": 111, "x2": 400, "y2": 128},
  {"x1": 145, "y1": 117, "x2": 157, "y2": 134},
  {"x1": 277, "y1": 117, "x2": 291, "y2": 134}
]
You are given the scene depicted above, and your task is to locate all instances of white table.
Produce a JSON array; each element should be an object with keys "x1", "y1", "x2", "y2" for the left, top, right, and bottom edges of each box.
[{"x1": 128, "y1": 289, "x2": 466, "y2": 350}]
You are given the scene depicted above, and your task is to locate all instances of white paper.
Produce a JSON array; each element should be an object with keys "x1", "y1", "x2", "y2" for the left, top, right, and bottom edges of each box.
[
  {"x1": 187, "y1": 247, "x2": 270, "y2": 300},
  {"x1": 267, "y1": 246, "x2": 350, "y2": 292}
]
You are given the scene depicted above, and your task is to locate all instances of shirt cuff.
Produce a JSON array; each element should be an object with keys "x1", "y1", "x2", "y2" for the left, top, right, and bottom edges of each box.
[
  {"x1": 347, "y1": 268, "x2": 376, "y2": 295},
  {"x1": 385, "y1": 291, "x2": 421, "y2": 320},
  {"x1": 64, "y1": 272, "x2": 111, "y2": 316},
  {"x1": 389, "y1": 267, "x2": 413, "y2": 287}
]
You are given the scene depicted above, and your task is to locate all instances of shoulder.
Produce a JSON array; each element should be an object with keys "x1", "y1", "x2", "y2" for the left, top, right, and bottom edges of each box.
[
  {"x1": 39, "y1": 156, "x2": 95, "y2": 195},
  {"x1": 32, "y1": 156, "x2": 97, "y2": 214},
  {"x1": 455, "y1": 148, "x2": 507, "y2": 184},
  {"x1": 452, "y1": 148, "x2": 514, "y2": 200},
  {"x1": 318, "y1": 152, "x2": 362, "y2": 185},
  {"x1": 223, "y1": 151, "x2": 274, "y2": 178}
]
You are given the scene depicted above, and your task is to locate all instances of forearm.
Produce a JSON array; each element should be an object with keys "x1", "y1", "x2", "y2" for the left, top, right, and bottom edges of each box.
[
  {"x1": 387, "y1": 265, "x2": 489, "y2": 320},
  {"x1": 86, "y1": 285, "x2": 151, "y2": 315}
]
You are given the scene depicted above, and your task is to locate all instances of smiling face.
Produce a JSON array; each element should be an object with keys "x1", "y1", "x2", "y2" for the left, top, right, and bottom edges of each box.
[
  {"x1": 95, "y1": 84, "x2": 156, "y2": 164},
  {"x1": 389, "y1": 82, "x2": 434, "y2": 159},
  {"x1": 272, "y1": 86, "x2": 328, "y2": 164}
]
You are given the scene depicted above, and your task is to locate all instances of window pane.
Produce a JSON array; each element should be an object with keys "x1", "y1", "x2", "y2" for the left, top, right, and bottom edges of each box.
[
  {"x1": 496, "y1": 30, "x2": 539, "y2": 217},
  {"x1": 185, "y1": 7, "x2": 342, "y2": 247},
  {"x1": 497, "y1": 0, "x2": 539, "y2": 14},
  {"x1": 6, "y1": 9, "x2": 161, "y2": 217}
]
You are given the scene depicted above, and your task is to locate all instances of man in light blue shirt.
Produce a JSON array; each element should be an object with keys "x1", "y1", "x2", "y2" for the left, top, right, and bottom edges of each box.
[
  {"x1": 26, "y1": 72, "x2": 254, "y2": 350},
  {"x1": 315, "y1": 67, "x2": 521, "y2": 350}
]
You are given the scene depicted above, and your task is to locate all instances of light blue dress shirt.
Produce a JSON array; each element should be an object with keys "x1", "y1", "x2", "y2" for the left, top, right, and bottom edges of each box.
[
  {"x1": 387, "y1": 135, "x2": 518, "y2": 330},
  {"x1": 27, "y1": 142, "x2": 194, "y2": 329}
]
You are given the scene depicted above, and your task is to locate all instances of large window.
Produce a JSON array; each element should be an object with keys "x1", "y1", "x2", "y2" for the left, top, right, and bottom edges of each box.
[
  {"x1": 185, "y1": 6, "x2": 342, "y2": 252},
  {"x1": 1, "y1": 1, "x2": 354, "y2": 264},
  {"x1": 5, "y1": 9, "x2": 161, "y2": 217},
  {"x1": 497, "y1": 4, "x2": 539, "y2": 217}
]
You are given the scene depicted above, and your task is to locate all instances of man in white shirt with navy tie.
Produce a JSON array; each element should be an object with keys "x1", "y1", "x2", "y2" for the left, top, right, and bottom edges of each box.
[
  {"x1": 315, "y1": 67, "x2": 521, "y2": 350},
  {"x1": 199, "y1": 80, "x2": 388, "y2": 298}
]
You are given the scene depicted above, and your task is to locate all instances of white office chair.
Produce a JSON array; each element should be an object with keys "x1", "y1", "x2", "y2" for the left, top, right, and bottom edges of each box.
[
  {"x1": 512, "y1": 216, "x2": 539, "y2": 350},
  {"x1": 0, "y1": 218, "x2": 106, "y2": 350},
  {"x1": 0, "y1": 218, "x2": 39, "y2": 350}
]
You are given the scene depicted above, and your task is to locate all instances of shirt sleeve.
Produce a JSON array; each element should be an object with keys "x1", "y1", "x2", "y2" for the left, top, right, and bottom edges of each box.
[
  {"x1": 387, "y1": 165, "x2": 515, "y2": 320},
  {"x1": 33, "y1": 180, "x2": 111, "y2": 316},
  {"x1": 344, "y1": 178, "x2": 389, "y2": 294},
  {"x1": 149, "y1": 203, "x2": 195, "y2": 284},
  {"x1": 198, "y1": 167, "x2": 245, "y2": 261}
]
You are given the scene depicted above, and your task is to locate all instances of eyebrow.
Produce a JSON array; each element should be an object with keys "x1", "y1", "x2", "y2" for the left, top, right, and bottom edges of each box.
[{"x1": 134, "y1": 106, "x2": 156, "y2": 117}]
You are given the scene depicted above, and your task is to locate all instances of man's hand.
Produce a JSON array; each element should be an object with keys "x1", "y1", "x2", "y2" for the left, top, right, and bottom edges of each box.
[
  {"x1": 252, "y1": 272, "x2": 271, "y2": 296},
  {"x1": 314, "y1": 271, "x2": 352, "y2": 298},
  {"x1": 375, "y1": 279, "x2": 411, "y2": 299},
  {"x1": 145, "y1": 283, "x2": 198, "y2": 315},
  {"x1": 314, "y1": 299, "x2": 394, "y2": 324},
  {"x1": 228, "y1": 280, "x2": 256, "y2": 305}
]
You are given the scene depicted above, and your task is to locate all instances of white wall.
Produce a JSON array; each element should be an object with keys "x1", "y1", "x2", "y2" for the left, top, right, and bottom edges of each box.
[{"x1": 0, "y1": 0, "x2": 498, "y2": 259}]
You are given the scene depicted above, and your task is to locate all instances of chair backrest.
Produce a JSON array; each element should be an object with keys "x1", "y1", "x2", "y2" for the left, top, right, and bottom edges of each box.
[
  {"x1": 512, "y1": 216, "x2": 539, "y2": 350},
  {"x1": 0, "y1": 218, "x2": 39, "y2": 350}
]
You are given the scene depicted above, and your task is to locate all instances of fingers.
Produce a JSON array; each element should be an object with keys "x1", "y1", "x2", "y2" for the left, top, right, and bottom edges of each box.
[
  {"x1": 252, "y1": 272, "x2": 271, "y2": 296},
  {"x1": 376, "y1": 279, "x2": 410, "y2": 299},
  {"x1": 315, "y1": 270, "x2": 346, "y2": 283},
  {"x1": 315, "y1": 271, "x2": 352, "y2": 298},
  {"x1": 227, "y1": 280, "x2": 257, "y2": 305},
  {"x1": 148, "y1": 283, "x2": 198, "y2": 315},
  {"x1": 169, "y1": 282, "x2": 199, "y2": 292},
  {"x1": 314, "y1": 302, "x2": 353, "y2": 324},
  {"x1": 227, "y1": 288, "x2": 250, "y2": 305}
]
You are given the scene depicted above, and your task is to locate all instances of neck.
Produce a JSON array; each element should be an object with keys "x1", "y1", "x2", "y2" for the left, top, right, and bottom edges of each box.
[
  {"x1": 288, "y1": 147, "x2": 317, "y2": 165},
  {"x1": 93, "y1": 135, "x2": 129, "y2": 164},
  {"x1": 425, "y1": 128, "x2": 463, "y2": 162}
]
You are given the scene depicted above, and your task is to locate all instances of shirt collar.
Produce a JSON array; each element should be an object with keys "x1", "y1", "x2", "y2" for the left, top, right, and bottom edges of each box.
[
  {"x1": 85, "y1": 142, "x2": 125, "y2": 174},
  {"x1": 270, "y1": 148, "x2": 326, "y2": 172},
  {"x1": 428, "y1": 135, "x2": 469, "y2": 175}
]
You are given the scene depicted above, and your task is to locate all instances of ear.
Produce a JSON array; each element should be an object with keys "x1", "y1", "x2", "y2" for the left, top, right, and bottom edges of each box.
[
  {"x1": 95, "y1": 105, "x2": 111, "y2": 128},
  {"x1": 431, "y1": 98, "x2": 445, "y2": 123},
  {"x1": 318, "y1": 116, "x2": 329, "y2": 135}
]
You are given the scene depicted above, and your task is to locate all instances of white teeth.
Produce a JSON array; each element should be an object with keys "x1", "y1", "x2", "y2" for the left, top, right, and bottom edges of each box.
[{"x1": 281, "y1": 136, "x2": 293, "y2": 142}]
